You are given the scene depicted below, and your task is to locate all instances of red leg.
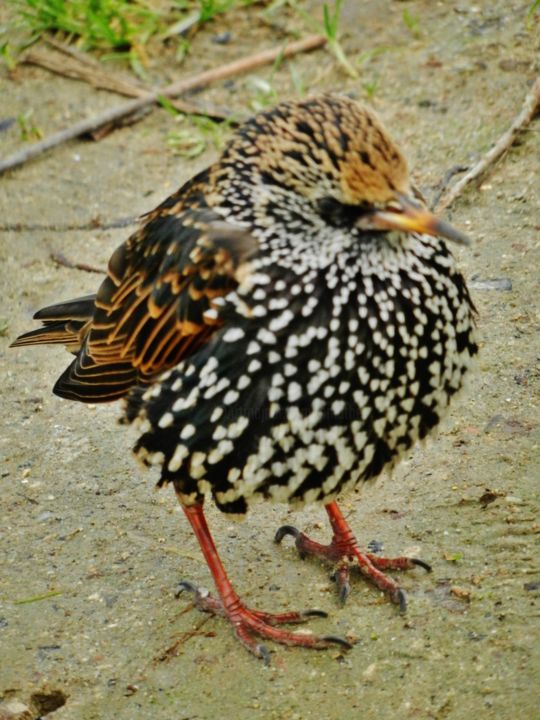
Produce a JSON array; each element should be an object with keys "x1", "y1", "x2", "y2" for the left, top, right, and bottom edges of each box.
[
  {"x1": 275, "y1": 501, "x2": 431, "y2": 611},
  {"x1": 177, "y1": 501, "x2": 352, "y2": 663}
]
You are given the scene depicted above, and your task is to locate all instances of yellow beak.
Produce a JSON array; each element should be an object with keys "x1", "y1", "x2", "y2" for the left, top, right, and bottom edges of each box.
[{"x1": 368, "y1": 194, "x2": 471, "y2": 246}]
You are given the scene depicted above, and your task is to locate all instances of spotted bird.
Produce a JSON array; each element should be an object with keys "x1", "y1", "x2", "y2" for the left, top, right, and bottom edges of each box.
[{"x1": 12, "y1": 95, "x2": 478, "y2": 663}]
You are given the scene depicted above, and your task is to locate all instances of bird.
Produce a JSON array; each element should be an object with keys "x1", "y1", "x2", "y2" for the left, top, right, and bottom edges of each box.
[{"x1": 12, "y1": 94, "x2": 478, "y2": 663}]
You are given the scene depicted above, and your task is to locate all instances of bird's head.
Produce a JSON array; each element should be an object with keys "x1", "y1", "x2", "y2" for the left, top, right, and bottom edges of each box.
[{"x1": 216, "y1": 94, "x2": 469, "y2": 247}]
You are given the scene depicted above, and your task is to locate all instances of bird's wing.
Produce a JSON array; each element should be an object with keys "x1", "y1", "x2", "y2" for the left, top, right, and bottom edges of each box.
[{"x1": 16, "y1": 205, "x2": 258, "y2": 403}]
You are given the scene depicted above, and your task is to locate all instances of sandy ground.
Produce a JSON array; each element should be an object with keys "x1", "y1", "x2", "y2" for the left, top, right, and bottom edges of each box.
[{"x1": 1, "y1": 1, "x2": 539, "y2": 719}]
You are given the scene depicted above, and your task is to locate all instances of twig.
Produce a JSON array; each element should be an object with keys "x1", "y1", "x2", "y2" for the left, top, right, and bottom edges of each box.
[
  {"x1": 50, "y1": 252, "x2": 104, "y2": 274},
  {"x1": 435, "y1": 77, "x2": 540, "y2": 212},
  {"x1": 153, "y1": 616, "x2": 213, "y2": 663},
  {"x1": 26, "y1": 41, "x2": 234, "y2": 123},
  {"x1": 0, "y1": 34, "x2": 326, "y2": 176},
  {"x1": 429, "y1": 164, "x2": 469, "y2": 211},
  {"x1": 38, "y1": 41, "x2": 148, "y2": 96},
  {"x1": 0, "y1": 216, "x2": 137, "y2": 232}
]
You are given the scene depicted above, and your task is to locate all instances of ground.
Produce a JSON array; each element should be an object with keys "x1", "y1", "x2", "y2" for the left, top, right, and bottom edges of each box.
[{"x1": 0, "y1": 1, "x2": 539, "y2": 719}]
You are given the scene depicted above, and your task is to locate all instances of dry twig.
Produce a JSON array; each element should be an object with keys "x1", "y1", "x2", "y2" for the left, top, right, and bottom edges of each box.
[
  {"x1": 0, "y1": 34, "x2": 326, "y2": 176},
  {"x1": 0, "y1": 216, "x2": 136, "y2": 233},
  {"x1": 428, "y1": 164, "x2": 469, "y2": 211},
  {"x1": 50, "y1": 252, "x2": 104, "y2": 274},
  {"x1": 33, "y1": 40, "x2": 148, "y2": 96},
  {"x1": 25, "y1": 41, "x2": 233, "y2": 123},
  {"x1": 435, "y1": 77, "x2": 540, "y2": 212}
]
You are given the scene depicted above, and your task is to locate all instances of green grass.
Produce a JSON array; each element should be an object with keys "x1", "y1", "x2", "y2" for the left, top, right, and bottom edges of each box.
[
  {"x1": 361, "y1": 76, "x2": 379, "y2": 100},
  {"x1": 526, "y1": 0, "x2": 539, "y2": 26},
  {"x1": 198, "y1": 0, "x2": 255, "y2": 23},
  {"x1": 17, "y1": 110, "x2": 43, "y2": 140},
  {"x1": 12, "y1": 0, "x2": 164, "y2": 50},
  {"x1": 402, "y1": 8, "x2": 422, "y2": 38},
  {"x1": 289, "y1": 0, "x2": 357, "y2": 78},
  {"x1": 0, "y1": 40, "x2": 17, "y2": 70},
  {"x1": 7, "y1": 0, "x2": 259, "y2": 74},
  {"x1": 161, "y1": 96, "x2": 237, "y2": 158}
]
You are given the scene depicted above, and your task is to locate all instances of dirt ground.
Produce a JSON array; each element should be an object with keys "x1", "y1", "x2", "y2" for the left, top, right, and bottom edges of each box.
[{"x1": 1, "y1": 1, "x2": 539, "y2": 719}]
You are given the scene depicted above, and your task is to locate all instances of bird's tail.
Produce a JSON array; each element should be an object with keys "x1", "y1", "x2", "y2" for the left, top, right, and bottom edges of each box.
[
  {"x1": 11, "y1": 294, "x2": 96, "y2": 354},
  {"x1": 12, "y1": 293, "x2": 141, "y2": 402}
]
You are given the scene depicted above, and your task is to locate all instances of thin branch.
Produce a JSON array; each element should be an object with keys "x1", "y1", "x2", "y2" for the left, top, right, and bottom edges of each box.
[
  {"x1": 0, "y1": 216, "x2": 137, "y2": 232},
  {"x1": 41, "y1": 39, "x2": 148, "y2": 96},
  {"x1": 0, "y1": 34, "x2": 326, "y2": 176},
  {"x1": 429, "y1": 164, "x2": 469, "y2": 211},
  {"x1": 50, "y1": 252, "x2": 104, "y2": 274},
  {"x1": 25, "y1": 41, "x2": 234, "y2": 122},
  {"x1": 435, "y1": 77, "x2": 540, "y2": 213}
]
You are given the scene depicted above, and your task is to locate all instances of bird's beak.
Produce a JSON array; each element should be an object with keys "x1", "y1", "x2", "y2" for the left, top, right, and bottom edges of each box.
[{"x1": 365, "y1": 194, "x2": 471, "y2": 246}]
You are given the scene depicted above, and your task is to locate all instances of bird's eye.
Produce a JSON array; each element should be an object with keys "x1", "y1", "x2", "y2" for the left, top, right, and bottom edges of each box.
[{"x1": 316, "y1": 197, "x2": 371, "y2": 228}]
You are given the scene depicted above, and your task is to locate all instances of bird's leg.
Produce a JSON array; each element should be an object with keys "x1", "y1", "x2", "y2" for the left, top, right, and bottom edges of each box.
[
  {"x1": 177, "y1": 499, "x2": 352, "y2": 663},
  {"x1": 275, "y1": 501, "x2": 431, "y2": 611}
]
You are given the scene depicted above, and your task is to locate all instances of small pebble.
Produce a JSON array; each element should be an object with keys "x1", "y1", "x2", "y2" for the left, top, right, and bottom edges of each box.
[
  {"x1": 362, "y1": 662, "x2": 377, "y2": 680},
  {"x1": 469, "y1": 277, "x2": 512, "y2": 291},
  {"x1": 212, "y1": 31, "x2": 232, "y2": 45},
  {"x1": 450, "y1": 585, "x2": 471, "y2": 601},
  {"x1": 0, "y1": 700, "x2": 33, "y2": 720},
  {"x1": 0, "y1": 117, "x2": 16, "y2": 133}
]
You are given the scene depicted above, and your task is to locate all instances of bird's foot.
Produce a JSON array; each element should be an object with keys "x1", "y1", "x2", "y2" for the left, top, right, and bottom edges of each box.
[
  {"x1": 274, "y1": 524, "x2": 431, "y2": 611},
  {"x1": 176, "y1": 580, "x2": 353, "y2": 664}
]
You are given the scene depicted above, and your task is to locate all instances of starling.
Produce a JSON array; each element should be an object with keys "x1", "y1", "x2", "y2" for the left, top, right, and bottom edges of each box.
[{"x1": 12, "y1": 94, "x2": 477, "y2": 662}]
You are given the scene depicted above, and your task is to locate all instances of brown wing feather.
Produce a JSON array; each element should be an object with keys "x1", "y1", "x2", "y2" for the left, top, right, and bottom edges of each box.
[{"x1": 20, "y1": 202, "x2": 257, "y2": 403}]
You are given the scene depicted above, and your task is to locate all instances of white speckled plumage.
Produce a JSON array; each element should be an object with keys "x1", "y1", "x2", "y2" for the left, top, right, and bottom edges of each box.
[
  {"x1": 110, "y1": 96, "x2": 478, "y2": 515},
  {"x1": 14, "y1": 94, "x2": 477, "y2": 519}
]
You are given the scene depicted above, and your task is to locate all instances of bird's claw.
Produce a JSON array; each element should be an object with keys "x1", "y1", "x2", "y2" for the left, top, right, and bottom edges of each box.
[
  {"x1": 274, "y1": 525, "x2": 301, "y2": 543},
  {"x1": 275, "y1": 524, "x2": 307, "y2": 558},
  {"x1": 394, "y1": 588, "x2": 407, "y2": 614},
  {"x1": 175, "y1": 578, "x2": 350, "y2": 662},
  {"x1": 256, "y1": 643, "x2": 271, "y2": 666},
  {"x1": 322, "y1": 635, "x2": 355, "y2": 650},
  {"x1": 275, "y1": 521, "x2": 431, "y2": 612},
  {"x1": 330, "y1": 561, "x2": 352, "y2": 604},
  {"x1": 175, "y1": 580, "x2": 208, "y2": 599},
  {"x1": 411, "y1": 558, "x2": 432, "y2": 573},
  {"x1": 301, "y1": 608, "x2": 328, "y2": 619}
]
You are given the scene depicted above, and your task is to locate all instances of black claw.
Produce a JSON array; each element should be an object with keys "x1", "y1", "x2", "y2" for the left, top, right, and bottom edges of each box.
[
  {"x1": 322, "y1": 635, "x2": 354, "y2": 650},
  {"x1": 301, "y1": 609, "x2": 328, "y2": 619},
  {"x1": 367, "y1": 539, "x2": 384, "y2": 554},
  {"x1": 256, "y1": 643, "x2": 271, "y2": 666},
  {"x1": 274, "y1": 525, "x2": 301, "y2": 544},
  {"x1": 175, "y1": 580, "x2": 199, "y2": 598},
  {"x1": 411, "y1": 558, "x2": 432, "y2": 573},
  {"x1": 397, "y1": 588, "x2": 407, "y2": 614},
  {"x1": 338, "y1": 582, "x2": 350, "y2": 605}
]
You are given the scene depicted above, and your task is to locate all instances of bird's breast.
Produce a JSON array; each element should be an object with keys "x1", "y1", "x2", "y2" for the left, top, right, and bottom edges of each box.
[{"x1": 131, "y1": 240, "x2": 477, "y2": 513}]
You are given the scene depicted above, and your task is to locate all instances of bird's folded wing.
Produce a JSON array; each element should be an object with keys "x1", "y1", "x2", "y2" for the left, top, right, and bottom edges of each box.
[{"x1": 17, "y1": 207, "x2": 258, "y2": 402}]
